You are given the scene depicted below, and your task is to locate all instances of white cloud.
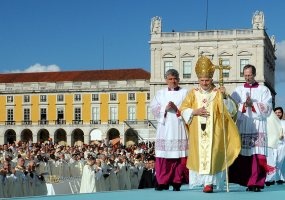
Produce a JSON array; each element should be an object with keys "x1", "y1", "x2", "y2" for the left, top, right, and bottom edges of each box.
[
  {"x1": 275, "y1": 82, "x2": 285, "y2": 109},
  {"x1": 276, "y1": 40, "x2": 285, "y2": 83},
  {"x1": 25, "y1": 63, "x2": 61, "y2": 72},
  {"x1": 8, "y1": 63, "x2": 61, "y2": 73}
]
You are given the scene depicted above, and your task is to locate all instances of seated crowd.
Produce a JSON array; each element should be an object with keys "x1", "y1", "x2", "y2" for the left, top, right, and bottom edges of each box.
[{"x1": 0, "y1": 140, "x2": 157, "y2": 198}]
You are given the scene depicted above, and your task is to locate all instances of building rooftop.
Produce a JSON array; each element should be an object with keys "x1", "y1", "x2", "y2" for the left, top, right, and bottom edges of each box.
[{"x1": 0, "y1": 68, "x2": 150, "y2": 83}]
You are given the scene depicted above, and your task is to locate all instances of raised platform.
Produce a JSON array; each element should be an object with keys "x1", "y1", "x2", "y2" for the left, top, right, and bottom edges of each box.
[{"x1": 8, "y1": 184, "x2": 285, "y2": 200}]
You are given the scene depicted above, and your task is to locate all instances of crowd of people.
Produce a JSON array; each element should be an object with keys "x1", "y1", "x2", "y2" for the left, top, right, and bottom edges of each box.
[
  {"x1": 1, "y1": 56, "x2": 285, "y2": 197},
  {"x1": 0, "y1": 141, "x2": 157, "y2": 198}
]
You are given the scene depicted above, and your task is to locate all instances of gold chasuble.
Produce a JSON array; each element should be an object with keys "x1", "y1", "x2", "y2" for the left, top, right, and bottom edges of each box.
[{"x1": 180, "y1": 87, "x2": 241, "y2": 175}]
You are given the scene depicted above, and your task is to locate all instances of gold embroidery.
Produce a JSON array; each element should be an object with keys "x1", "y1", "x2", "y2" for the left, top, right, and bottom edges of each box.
[{"x1": 195, "y1": 88, "x2": 216, "y2": 174}]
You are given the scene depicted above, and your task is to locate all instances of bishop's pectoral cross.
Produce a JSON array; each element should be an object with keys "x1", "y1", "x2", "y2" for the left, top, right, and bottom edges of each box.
[{"x1": 215, "y1": 58, "x2": 231, "y2": 87}]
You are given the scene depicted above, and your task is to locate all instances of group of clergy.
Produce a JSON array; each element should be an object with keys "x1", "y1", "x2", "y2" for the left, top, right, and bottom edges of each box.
[{"x1": 0, "y1": 141, "x2": 156, "y2": 197}]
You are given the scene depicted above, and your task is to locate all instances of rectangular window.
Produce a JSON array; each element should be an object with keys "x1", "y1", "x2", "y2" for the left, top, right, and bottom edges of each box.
[
  {"x1": 128, "y1": 93, "x2": 135, "y2": 101},
  {"x1": 74, "y1": 107, "x2": 81, "y2": 120},
  {"x1": 24, "y1": 108, "x2": 30, "y2": 121},
  {"x1": 7, "y1": 96, "x2": 13, "y2": 103},
  {"x1": 110, "y1": 93, "x2": 117, "y2": 101},
  {"x1": 40, "y1": 108, "x2": 47, "y2": 120},
  {"x1": 92, "y1": 93, "x2": 99, "y2": 101},
  {"x1": 147, "y1": 93, "x2": 150, "y2": 101},
  {"x1": 40, "y1": 95, "x2": 47, "y2": 102},
  {"x1": 74, "y1": 94, "x2": 81, "y2": 102},
  {"x1": 240, "y1": 59, "x2": 249, "y2": 77},
  {"x1": 73, "y1": 82, "x2": 82, "y2": 88},
  {"x1": 110, "y1": 106, "x2": 118, "y2": 121},
  {"x1": 147, "y1": 106, "x2": 150, "y2": 120},
  {"x1": 57, "y1": 107, "x2": 64, "y2": 120},
  {"x1": 164, "y1": 61, "x2": 173, "y2": 74},
  {"x1": 24, "y1": 95, "x2": 30, "y2": 103},
  {"x1": 183, "y1": 61, "x2": 192, "y2": 78},
  {"x1": 57, "y1": 94, "x2": 64, "y2": 102},
  {"x1": 92, "y1": 107, "x2": 100, "y2": 120},
  {"x1": 56, "y1": 83, "x2": 64, "y2": 89},
  {"x1": 128, "y1": 106, "x2": 136, "y2": 120},
  {"x1": 222, "y1": 59, "x2": 230, "y2": 78},
  {"x1": 7, "y1": 109, "x2": 14, "y2": 121}
]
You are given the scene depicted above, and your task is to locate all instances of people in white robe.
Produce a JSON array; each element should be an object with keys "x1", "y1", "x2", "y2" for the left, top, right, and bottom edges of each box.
[
  {"x1": 134, "y1": 145, "x2": 144, "y2": 155},
  {"x1": 13, "y1": 157, "x2": 29, "y2": 197},
  {"x1": 274, "y1": 107, "x2": 285, "y2": 184},
  {"x1": 36, "y1": 155, "x2": 51, "y2": 180},
  {"x1": 0, "y1": 160, "x2": 16, "y2": 198},
  {"x1": 94, "y1": 158, "x2": 105, "y2": 192},
  {"x1": 229, "y1": 64, "x2": 275, "y2": 192},
  {"x1": 55, "y1": 153, "x2": 70, "y2": 178},
  {"x1": 134, "y1": 154, "x2": 146, "y2": 182},
  {"x1": 129, "y1": 161, "x2": 139, "y2": 189},
  {"x1": 2, "y1": 144, "x2": 13, "y2": 161},
  {"x1": 117, "y1": 155, "x2": 131, "y2": 190},
  {"x1": 48, "y1": 155, "x2": 57, "y2": 176},
  {"x1": 80, "y1": 154, "x2": 102, "y2": 193},
  {"x1": 106, "y1": 156, "x2": 120, "y2": 191},
  {"x1": 100, "y1": 154, "x2": 113, "y2": 191},
  {"x1": 69, "y1": 154, "x2": 84, "y2": 178},
  {"x1": 265, "y1": 110, "x2": 282, "y2": 186},
  {"x1": 151, "y1": 69, "x2": 189, "y2": 191},
  {"x1": 27, "y1": 160, "x2": 47, "y2": 196}
]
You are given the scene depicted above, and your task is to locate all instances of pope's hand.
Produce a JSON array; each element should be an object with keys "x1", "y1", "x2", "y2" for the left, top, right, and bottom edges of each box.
[
  {"x1": 219, "y1": 86, "x2": 226, "y2": 94},
  {"x1": 193, "y1": 107, "x2": 210, "y2": 117}
]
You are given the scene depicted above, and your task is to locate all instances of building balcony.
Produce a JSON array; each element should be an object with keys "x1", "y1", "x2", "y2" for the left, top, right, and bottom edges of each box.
[
  {"x1": 0, "y1": 119, "x2": 125, "y2": 127},
  {"x1": 72, "y1": 120, "x2": 83, "y2": 125},
  {"x1": 55, "y1": 119, "x2": 66, "y2": 125},
  {"x1": 38, "y1": 120, "x2": 49, "y2": 125},
  {"x1": 125, "y1": 120, "x2": 137, "y2": 124},
  {"x1": 21, "y1": 120, "x2": 32, "y2": 125},
  {"x1": 108, "y1": 120, "x2": 119, "y2": 124},
  {"x1": 5, "y1": 121, "x2": 15, "y2": 125},
  {"x1": 90, "y1": 120, "x2": 101, "y2": 124}
]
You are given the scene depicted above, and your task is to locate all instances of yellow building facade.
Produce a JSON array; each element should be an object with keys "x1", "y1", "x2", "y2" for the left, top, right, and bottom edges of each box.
[{"x1": 0, "y1": 69, "x2": 155, "y2": 146}]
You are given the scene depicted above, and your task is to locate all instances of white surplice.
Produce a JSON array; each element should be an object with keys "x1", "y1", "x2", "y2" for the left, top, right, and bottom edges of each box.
[
  {"x1": 275, "y1": 120, "x2": 285, "y2": 181},
  {"x1": 265, "y1": 112, "x2": 283, "y2": 182},
  {"x1": 150, "y1": 88, "x2": 188, "y2": 158},
  {"x1": 231, "y1": 84, "x2": 272, "y2": 156},
  {"x1": 80, "y1": 164, "x2": 101, "y2": 193}
]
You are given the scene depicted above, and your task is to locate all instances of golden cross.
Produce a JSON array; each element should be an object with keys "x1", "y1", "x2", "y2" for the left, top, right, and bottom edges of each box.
[{"x1": 215, "y1": 58, "x2": 231, "y2": 86}]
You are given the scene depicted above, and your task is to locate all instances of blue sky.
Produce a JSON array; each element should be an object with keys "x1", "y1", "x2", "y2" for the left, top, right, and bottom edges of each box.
[{"x1": 0, "y1": 0, "x2": 285, "y2": 108}]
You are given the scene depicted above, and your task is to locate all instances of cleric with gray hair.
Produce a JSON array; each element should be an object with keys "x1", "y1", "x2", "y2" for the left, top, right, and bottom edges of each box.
[
  {"x1": 164, "y1": 69, "x2": 180, "y2": 79},
  {"x1": 150, "y1": 67, "x2": 188, "y2": 191}
]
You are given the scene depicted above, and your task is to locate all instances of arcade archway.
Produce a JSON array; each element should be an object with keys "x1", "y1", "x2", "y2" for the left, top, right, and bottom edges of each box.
[
  {"x1": 21, "y1": 129, "x2": 33, "y2": 143},
  {"x1": 71, "y1": 128, "x2": 84, "y2": 146},
  {"x1": 125, "y1": 128, "x2": 139, "y2": 147},
  {"x1": 107, "y1": 128, "x2": 120, "y2": 140},
  {"x1": 4, "y1": 129, "x2": 16, "y2": 144},
  {"x1": 37, "y1": 129, "x2": 49, "y2": 144},
  {"x1": 54, "y1": 128, "x2": 67, "y2": 146}
]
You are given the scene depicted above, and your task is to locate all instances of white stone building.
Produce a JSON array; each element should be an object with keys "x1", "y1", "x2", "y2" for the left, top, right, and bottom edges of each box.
[{"x1": 149, "y1": 11, "x2": 276, "y2": 105}]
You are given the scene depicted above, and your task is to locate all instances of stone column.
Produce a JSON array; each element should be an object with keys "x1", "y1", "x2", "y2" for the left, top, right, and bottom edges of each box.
[{"x1": 84, "y1": 134, "x2": 90, "y2": 145}]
